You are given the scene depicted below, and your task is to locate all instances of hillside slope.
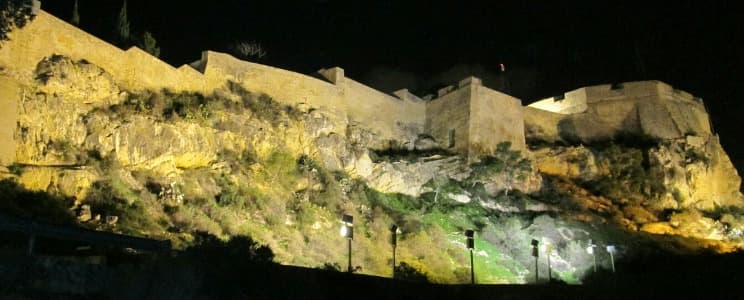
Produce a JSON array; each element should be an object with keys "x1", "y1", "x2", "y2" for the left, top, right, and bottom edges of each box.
[{"x1": 1, "y1": 54, "x2": 743, "y2": 284}]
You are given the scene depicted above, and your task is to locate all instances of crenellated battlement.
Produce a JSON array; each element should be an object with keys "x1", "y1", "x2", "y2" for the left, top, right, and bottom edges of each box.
[
  {"x1": 525, "y1": 81, "x2": 712, "y2": 143},
  {"x1": 528, "y1": 80, "x2": 706, "y2": 115}
]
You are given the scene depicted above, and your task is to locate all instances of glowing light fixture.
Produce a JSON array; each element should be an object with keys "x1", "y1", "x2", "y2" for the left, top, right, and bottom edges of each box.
[
  {"x1": 606, "y1": 245, "x2": 617, "y2": 273},
  {"x1": 587, "y1": 239, "x2": 597, "y2": 272},
  {"x1": 542, "y1": 239, "x2": 553, "y2": 282},
  {"x1": 340, "y1": 214, "x2": 354, "y2": 272}
]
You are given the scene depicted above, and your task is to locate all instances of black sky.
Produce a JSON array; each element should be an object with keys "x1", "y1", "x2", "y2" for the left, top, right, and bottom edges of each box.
[{"x1": 41, "y1": 1, "x2": 744, "y2": 173}]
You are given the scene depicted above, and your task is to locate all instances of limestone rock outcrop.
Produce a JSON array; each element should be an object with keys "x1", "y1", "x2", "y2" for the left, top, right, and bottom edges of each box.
[{"x1": 365, "y1": 156, "x2": 469, "y2": 196}]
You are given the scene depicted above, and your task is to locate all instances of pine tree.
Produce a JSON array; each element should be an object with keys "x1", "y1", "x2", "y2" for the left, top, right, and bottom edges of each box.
[
  {"x1": 141, "y1": 31, "x2": 160, "y2": 57},
  {"x1": 116, "y1": 0, "x2": 130, "y2": 45},
  {"x1": 70, "y1": 0, "x2": 80, "y2": 26}
]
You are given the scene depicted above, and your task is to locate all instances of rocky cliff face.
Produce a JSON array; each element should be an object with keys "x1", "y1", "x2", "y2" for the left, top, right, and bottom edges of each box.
[{"x1": 2, "y1": 55, "x2": 744, "y2": 284}]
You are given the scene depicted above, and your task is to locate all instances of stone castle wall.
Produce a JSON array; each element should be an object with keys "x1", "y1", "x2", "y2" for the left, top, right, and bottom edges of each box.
[
  {"x1": 0, "y1": 11, "x2": 207, "y2": 93},
  {"x1": 425, "y1": 77, "x2": 525, "y2": 158},
  {"x1": 0, "y1": 10, "x2": 429, "y2": 153},
  {"x1": 425, "y1": 83, "x2": 472, "y2": 154},
  {"x1": 0, "y1": 8, "x2": 716, "y2": 163},
  {"x1": 200, "y1": 51, "x2": 426, "y2": 147},
  {"x1": 470, "y1": 83, "x2": 525, "y2": 152},
  {"x1": 525, "y1": 81, "x2": 712, "y2": 143}
]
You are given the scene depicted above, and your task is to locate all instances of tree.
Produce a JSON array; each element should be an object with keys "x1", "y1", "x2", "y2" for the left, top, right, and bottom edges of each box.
[
  {"x1": 394, "y1": 262, "x2": 429, "y2": 282},
  {"x1": 231, "y1": 41, "x2": 267, "y2": 60},
  {"x1": 468, "y1": 141, "x2": 531, "y2": 199},
  {"x1": 70, "y1": 0, "x2": 79, "y2": 26},
  {"x1": 0, "y1": 0, "x2": 35, "y2": 42},
  {"x1": 140, "y1": 31, "x2": 160, "y2": 57},
  {"x1": 116, "y1": 0, "x2": 130, "y2": 46}
]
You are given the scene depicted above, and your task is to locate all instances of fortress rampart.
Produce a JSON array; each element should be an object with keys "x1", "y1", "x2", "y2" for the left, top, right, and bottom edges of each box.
[
  {"x1": 525, "y1": 81, "x2": 712, "y2": 143},
  {"x1": 426, "y1": 77, "x2": 525, "y2": 156},
  {"x1": 528, "y1": 81, "x2": 705, "y2": 115},
  {"x1": 0, "y1": 11, "x2": 208, "y2": 93},
  {"x1": 198, "y1": 51, "x2": 427, "y2": 147},
  {"x1": 0, "y1": 7, "x2": 715, "y2": 164}
]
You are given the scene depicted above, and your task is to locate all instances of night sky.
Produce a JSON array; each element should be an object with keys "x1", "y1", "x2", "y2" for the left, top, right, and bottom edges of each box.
[{"x1": 41, "y1": 1, "x2": 744, "y2": 174}]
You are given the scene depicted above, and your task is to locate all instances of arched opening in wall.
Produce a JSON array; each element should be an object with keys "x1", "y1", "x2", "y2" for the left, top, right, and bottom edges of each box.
[{"x1": 448, "y1": 129, "x2": 455, "y2": 148}]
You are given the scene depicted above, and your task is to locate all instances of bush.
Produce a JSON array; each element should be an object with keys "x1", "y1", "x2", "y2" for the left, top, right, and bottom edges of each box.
[
  {"x1": 0, "y1": 179, "x2": 75, "y2": 224},
  {"x1": 584, "y1": 143, "x2": 663, "y2": 202},
  {"x1": 6, "y1": 162, "x2": 22, "y2": 175},
  {"x1": 85, "y1": 179, "x2": 165, "y2": 236},
  {"x1": 395, "y1": 262, "x2": 429, "y2": 282}
]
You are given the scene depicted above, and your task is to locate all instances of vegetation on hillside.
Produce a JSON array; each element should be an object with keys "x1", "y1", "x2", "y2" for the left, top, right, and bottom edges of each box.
[
  {"x1": 0, "y1": 0, "x2": 34, "y2": 42},
  {"x1": 6, "y1": 56, "x2": 740, "y2": 285},
  {"x1": 5, "y1": 80, "x2": 635, "y2": 283}
]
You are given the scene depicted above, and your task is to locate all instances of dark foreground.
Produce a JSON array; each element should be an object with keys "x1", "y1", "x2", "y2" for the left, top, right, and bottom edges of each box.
[{"x1": 2, "y1": 244, "x2": 744, "y2": 300}]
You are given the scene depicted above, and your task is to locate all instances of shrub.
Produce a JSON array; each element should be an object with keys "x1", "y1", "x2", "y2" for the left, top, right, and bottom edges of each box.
[
  {"x1": 85, "y1": 179, "x2": 165, "y2": 236},
  {"x1": 0, "y1": 179, "x2": 75, "y2": 224},
  {"x1": 468, "y1": 141, "x2": 532, "y2": 199},
  {"x1": 6, "y1": 162, "x2": 22, "y2": 175},
  {"x1": 395, "y1": 262, "x2": 429, "y2": 282},
  {"x1": 584, "y1": 143, "x2": 663, "y2": 202}
]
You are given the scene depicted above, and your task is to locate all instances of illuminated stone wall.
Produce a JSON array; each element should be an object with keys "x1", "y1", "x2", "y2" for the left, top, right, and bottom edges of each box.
[
  {"x1": 0, "y1": 76, "x2": 18, "y2": 166},
  {"x1": 0, "y1": 11, "x2": 207, "y2": 93},
  {"x1": 200, "y1": 51, "x2": 427, "y2": 148},
  {"x1": 527, "y1": 88, "x2": 588, "y2": 115},
  {"x1": 524, "y1": 81, "x2": 713, "y2": 143},
  {"x1": 6, "y1": 8, "x2": 713, "y2": 158},
  {"x1": 470, "y1": 84, "x2": 525, "y2": 153},
  {"x1": 426, "y1": 77, "x2": 525, "y2": 158},
  {"x1": 425, "y1": 83, "x2": 472, "y2": 154}
]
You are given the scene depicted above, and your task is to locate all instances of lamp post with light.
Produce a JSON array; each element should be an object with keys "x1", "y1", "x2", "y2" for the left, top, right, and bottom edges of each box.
[
  {"x1": 586, "y1": 239, "x2": 597, "y2": 273},
  {"x1": 531, "y1": 239, "x2": 539, "y2": 283},
  {"x1": 340, "y1": 214, "x2": 354, "y2": 273},
  {"x1": 544, "y1": 241, "x2": 552, "y2": 282},
  {"x1": 465, "y1": 229, "x2": 475, "y2": 285},
  {"x1": 606, "y1": 245, "x2": 616, "y2": 273},
  {"x1": 390, "y1": 224, "x2": 399, "y2": 278}
]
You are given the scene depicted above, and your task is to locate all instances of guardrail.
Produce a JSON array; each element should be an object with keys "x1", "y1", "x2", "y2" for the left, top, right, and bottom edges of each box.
[{"x1": 0, "y1": 213, "x2": 171, "y2": 253}]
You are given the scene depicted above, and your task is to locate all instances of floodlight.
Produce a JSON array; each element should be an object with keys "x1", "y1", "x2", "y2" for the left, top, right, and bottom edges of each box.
[
  {"x1": 607, "y1": 244, "x2": 617, "y2": 273},
  {"x1": 465, "y1": 230, "x2": 474, "y2": 249},
  {"x1": 342, "y1": 214, "x2": 353, "y2": 225},
  {"x1": 464, "y1": 229, "x2": 476, "y2": 284},
  {"x1": 390, "y1": 225, "x2": 398, "y2": 246},
  {"x1": 340, "y1": 214, "x2": 354, "y2": 272},
  {"x1": 587, "y1": 239, "x2": 597, "y2": 272}
]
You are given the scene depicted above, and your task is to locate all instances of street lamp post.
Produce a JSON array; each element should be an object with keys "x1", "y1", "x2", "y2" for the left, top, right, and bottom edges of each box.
[
  {"x1": 606, "y1": 245, "x2": 617, "y2": 273},
  {"x1": 340, "y1": 214, "x2": 354, "y2": 273},
  {"x1": 545, "y1": 242, "x2": 552, "y2": 282},
  {"x1": 531, "y1": 239, "x2": 539, "y2": 283},
  {"x1": 390, "y1": 224, "x2": 398, "y2": 278},
  {"x1": 586, "y1": 239, "x2": 597, "y2": 273},
  {"x1": 465, "y1": 229, "x2": 475, "y2": 285}
]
